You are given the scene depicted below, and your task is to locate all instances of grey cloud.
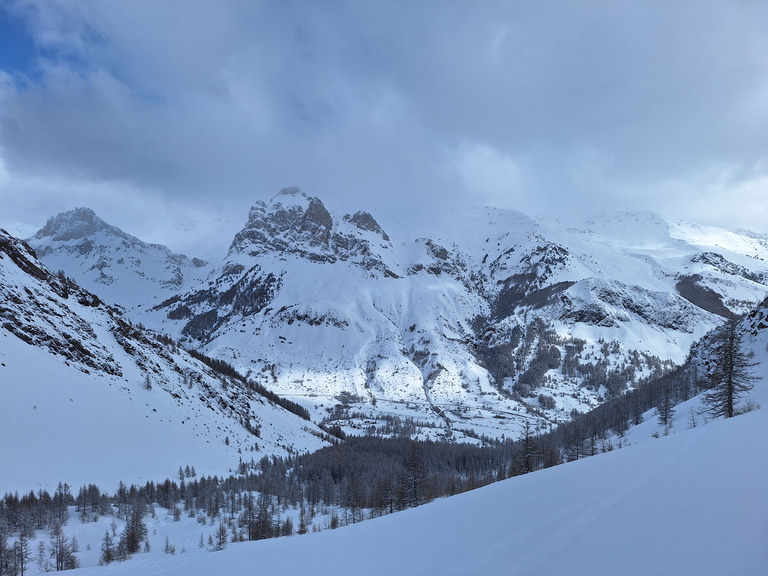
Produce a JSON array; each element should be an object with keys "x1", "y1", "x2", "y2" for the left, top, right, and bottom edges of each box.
[{"x1": 1, "y1": 0, "x2": 767, "y2": 254}]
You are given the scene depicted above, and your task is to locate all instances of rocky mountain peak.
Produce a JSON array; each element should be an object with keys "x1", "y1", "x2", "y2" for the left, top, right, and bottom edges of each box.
[
  {"x1": 231, "y1": 189, "x2": 335, "y2": 259},
  {"x1": 27, "y1": 208, "x2": 208, "y2": 309},
  {"x1": 302, "y1": 197, "x2": 334, "y2": 241},
  {"x1": 33, "y1": 207, "x2": 124, "y2": 243},
  {"x1": 228, "y1": 188, "x2": 398, "y2": 276},
  {"x1": 344, "y1": 211, "x2": 390, "y2": 241}
]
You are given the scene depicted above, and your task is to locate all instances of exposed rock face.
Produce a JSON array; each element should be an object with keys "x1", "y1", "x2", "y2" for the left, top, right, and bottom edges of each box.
[
  {"x1": 1, "y1": 227, "x2": 120, "y2": 375},
  {"x1": 229, "y1": 188, "x2": 396, "y2": 273},
  {"x1": 230, "y1": 188, "x2": 335, "y2": 261},
  {"x1": 302, "y1": 197, "x2": 334, "y2": 243},
  {"x1": 346, "y1": 211, "x2": 390, "y2": 241}
]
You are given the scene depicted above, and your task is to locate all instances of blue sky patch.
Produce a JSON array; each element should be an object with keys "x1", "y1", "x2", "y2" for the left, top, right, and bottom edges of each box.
[{"x1": 0, "y1": 6, "x2": 36, "y2": 76}]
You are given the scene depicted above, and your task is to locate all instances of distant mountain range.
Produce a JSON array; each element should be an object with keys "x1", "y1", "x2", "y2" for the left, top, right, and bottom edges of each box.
[{"x1": 23, "y1": 188, "x2": 768, "y2": 441}]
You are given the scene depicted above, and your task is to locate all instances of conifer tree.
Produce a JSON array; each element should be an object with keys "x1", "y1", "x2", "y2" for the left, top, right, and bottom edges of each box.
[
  {"x1": 215, "y1": 521, "x2": 228, "y2": 550},
  {"x1": 99, "y1": 531, "x2": 115, "y2": 565},
  {"x1": 14, "y1": 533, "x2": 32, "y2": 576},
  {"x1": 656, "y1": 387, "x2": 675, "y2": 430},
  {"x1": 121, "y1": 505, "x2": 147, "y2": 554},
  {"x1": 49, "y1": 521, "x2": 79, "y2": 571},
  {"x1": 0, "y1": 523, "x2": 9, "y2": 576},
  {"x1": 702, "y1": 319, "x2": 757, "y2": 418}
]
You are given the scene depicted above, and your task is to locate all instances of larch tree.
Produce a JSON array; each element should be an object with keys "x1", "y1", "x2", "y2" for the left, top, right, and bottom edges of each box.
[{"x1": 702, "y1": 318, "x2": 758, "y2": 419}]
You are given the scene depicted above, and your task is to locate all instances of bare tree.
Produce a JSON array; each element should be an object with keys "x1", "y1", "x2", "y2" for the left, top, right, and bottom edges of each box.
[{"x1": 49, "y1": 521, "x2": 79, "y2": 571}]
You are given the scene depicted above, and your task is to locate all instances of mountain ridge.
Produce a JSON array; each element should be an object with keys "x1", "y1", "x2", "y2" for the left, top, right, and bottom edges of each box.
[{"x1": 26, "y1": 191, "x2": 768, "y2": 441}]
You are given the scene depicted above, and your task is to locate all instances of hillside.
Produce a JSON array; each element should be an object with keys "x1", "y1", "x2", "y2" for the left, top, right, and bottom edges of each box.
[
  {"x1": 3, "y1": 225, "x2": 766, "y2": 574},
  {"x1": 0, "y1": 229, "x2": 329, "y2": 494}
]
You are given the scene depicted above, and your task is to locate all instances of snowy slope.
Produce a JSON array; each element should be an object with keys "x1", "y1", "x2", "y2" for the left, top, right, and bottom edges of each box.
[
  {"x1": 67, "y1": 373, "x2": 768, "y2": 576},
  {"x1": 33, "y1": 194, "x2": 768, "y2": 442},
  {"x1": 0, "y1": 229, "x2": 329, "y2": 494}
]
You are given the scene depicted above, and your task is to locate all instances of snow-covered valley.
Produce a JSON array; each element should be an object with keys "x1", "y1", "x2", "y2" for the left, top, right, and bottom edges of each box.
[{"x1": 2, "y1": 201, "x2": 767, "y2": 575}]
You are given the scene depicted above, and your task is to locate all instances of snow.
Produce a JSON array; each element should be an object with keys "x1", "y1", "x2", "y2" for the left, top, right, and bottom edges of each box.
[
  {"x1": 27, "y1": 209, "x2": 211, "y2": 311},
  {"x1": 0, "y1": 331, "x2": 325, "y2": 494},
  {"x1": 62, "y1": 382, "x2": 768, "y2": 576},
  {"x1": 0, "y1": 229, "x2": 329, "y2": 494},
  {"x1": 51, "y1": 302, "x2": 768, "y2": 576},
  {"x1": 17, "y1": 313, "x2": 767, "y2": 575}
]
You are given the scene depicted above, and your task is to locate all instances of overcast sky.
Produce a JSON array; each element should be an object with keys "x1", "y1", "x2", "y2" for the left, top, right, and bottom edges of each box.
[{"x1": 1, "y1": 0, "x2": 767, "y2": 258}]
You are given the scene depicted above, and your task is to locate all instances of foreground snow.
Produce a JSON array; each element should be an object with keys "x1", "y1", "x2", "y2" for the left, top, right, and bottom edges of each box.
[{"x1": 66, "y1": 396, "x2": 767, "y2": 576}]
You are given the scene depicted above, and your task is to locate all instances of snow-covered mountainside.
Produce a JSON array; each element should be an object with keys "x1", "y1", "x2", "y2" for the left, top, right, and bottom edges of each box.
[
  {"x1": 0, "y1": 229, "x2": 329, "y2": 493},
  {"x1": 32, "y1": 190, "x2": 768, "y2": 441},
  {"x1": 3, "y1": 235, "x2": 766, "y2": 574},
  {"x1": 28, "y1": 208, "x2": 210, "y2": 311}
]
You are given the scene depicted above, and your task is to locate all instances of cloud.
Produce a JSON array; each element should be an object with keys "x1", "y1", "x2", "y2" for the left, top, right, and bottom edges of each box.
[
  {"x1": 452, "y1": 143, "x2": 523, "y2": 210},
  {"x1": 0, "y1": 0, "x2": 767, "y2": 254}
]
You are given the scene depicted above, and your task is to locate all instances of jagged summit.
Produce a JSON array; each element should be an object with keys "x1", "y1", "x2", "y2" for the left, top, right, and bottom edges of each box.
[
  {"x1": 229, "y1": 188, "x2": 395, "y2": 274},
  {"x1": 345, "y1": 211, "x2": 390, "y2": 241},
  {"x1": 33, "y1": 207, "x2": 128, "y2": 243},
  {"x1": 231, "y1": 188, "x2": 333, "y2": 258}
]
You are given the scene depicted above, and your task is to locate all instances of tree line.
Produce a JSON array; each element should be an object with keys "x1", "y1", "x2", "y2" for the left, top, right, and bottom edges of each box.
[{"x1": 185, "y1": 348, "x2": 311, "y2": 420}]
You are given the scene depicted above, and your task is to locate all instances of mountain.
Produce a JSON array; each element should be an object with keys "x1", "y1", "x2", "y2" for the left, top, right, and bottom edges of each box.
[
  {"x1": 0, "y1": 228, "x2": 329, "y2": 493},
  {"x1": 31, "y1": 192, "x2": 768, "y2": 442},
  {"x1": 28, "y1": 207, "x2": 210, "y2": 311}
]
